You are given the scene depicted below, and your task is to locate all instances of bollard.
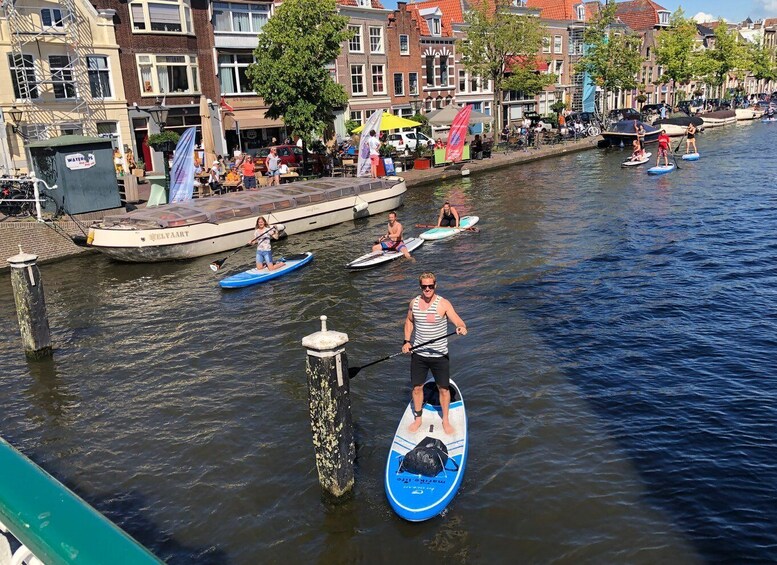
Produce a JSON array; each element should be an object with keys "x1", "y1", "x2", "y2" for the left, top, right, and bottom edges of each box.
[
  {"x1": 7, "y1": 246, "x2": 52, "y2": 360},
  {"x1": 301, "y1": 315, "x2": 354, "y2": 497}
]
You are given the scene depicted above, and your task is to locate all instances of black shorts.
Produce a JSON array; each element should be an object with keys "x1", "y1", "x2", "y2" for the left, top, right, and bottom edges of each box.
[
  {"x1": 411, "y1": 353, "x2": 450, "y2": 388},
  {"x1": 439, "y1": 217, "x2": 455, "y2": 227}
]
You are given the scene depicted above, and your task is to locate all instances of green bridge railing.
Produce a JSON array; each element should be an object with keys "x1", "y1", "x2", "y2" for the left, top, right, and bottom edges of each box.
[{"x1": 0, "y1": 436, "x2": 163, "y2": 564}]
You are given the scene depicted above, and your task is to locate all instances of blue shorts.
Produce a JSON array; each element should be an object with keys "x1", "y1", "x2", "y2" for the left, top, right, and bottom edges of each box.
[
  {"x1": 256, "y1": 250, "x2": 273, "y2": 266},
  {"x1": 268, "y1": 169, "x2": 280, "y2": 177},
  {"x1": 243, "y1": 176, "x2": 257, "y2": 189},
  {"x1": 381, "y1": 240, "x2": 407, "y2": 252}
]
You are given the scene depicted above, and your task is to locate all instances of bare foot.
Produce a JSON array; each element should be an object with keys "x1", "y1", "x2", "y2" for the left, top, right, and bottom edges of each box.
[
  {"x1": 442, "y1": 420, "x2": 454, "y2": 435},
  {"x1": 408, "y1": 418, "x2": 422, "y2": 433}
]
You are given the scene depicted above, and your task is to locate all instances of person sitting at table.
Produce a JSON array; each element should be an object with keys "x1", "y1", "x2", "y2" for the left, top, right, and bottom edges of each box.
[
  {"x1": 209, "y1": 161, "x2": 222, "y2": 195},
  {"x1": 435, "y1": 138, "x2": 445, "y2": 149},
  {"x1": 278, "y1": 163, "x2": 290, "y2": 175},
  {"x1": 471, "y1": 134, "x2": 483, "y2": 159},
  {"x1": 225, "y1": 166, "x2": 240, "y2": 184}
]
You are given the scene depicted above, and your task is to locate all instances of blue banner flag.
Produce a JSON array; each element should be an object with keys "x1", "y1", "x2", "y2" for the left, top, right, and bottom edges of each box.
[{"x1": 169, "y1": 127, "x2": 197, "y2": 203}]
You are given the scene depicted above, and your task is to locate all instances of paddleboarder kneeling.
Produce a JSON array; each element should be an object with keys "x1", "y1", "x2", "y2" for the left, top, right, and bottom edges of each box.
[
  {"x1": 402, "y1": 272, "x2": 467, "y2": 435},
  {"x1": 437, "y1": 202, "x2": 460, "y2": 228},
  {"x1": 372, "y1": 211, "x2": 412, "y2": 259}
]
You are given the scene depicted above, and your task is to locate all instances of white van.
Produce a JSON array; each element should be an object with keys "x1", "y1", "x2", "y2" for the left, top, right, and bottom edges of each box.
[{"x1": 386, "y1": 131, "x2": 434, "y2": 151}]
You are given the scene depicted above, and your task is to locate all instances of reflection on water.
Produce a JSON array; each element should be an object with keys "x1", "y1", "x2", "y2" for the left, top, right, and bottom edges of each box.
[{"x1": 1, "y1": 123, "x2": 776, "y2": 563}]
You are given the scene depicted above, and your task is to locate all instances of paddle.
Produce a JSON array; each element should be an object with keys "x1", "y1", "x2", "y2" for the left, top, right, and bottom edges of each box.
[
  {"x1": 348, "y1": 330, "x2": 457, "y2": 379},
  {"x1": 209, "y1": 226, "x2": 276, "y2": 272}
]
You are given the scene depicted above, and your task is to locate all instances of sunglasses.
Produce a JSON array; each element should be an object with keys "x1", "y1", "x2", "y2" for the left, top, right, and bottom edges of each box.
[{"x1": 420, "y1": 284, "x2": 436, "y2": 290}]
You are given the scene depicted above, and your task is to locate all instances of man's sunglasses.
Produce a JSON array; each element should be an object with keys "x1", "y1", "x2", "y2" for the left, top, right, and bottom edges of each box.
[{"x1": 420, "y1": 284, "x2": 436, "y2": 290}]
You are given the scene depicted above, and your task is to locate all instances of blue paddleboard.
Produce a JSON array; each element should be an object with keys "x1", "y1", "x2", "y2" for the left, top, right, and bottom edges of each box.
[
  {"x1": 761, "y1": 118, "x2": 776, "y2": 123},
  {"x1": 385, "y1": 378, "x2": 467, "y2": 522},
  {"x1": 681, "y1": 153, "x2": 700, "y2": 161},
  {"x1": 219, "y1": 252, "x2": 313, "y2": 288},
  {"x1": 647, "y1": 164, "x2": 675, "y2": 175},
  {"x1": 420, "y1": 216, "x2": 480, "y2": 241}
]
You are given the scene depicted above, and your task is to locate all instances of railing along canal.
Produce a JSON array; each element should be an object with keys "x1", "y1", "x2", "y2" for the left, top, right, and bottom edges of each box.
[{"x1": 0, "y1": 436, "x2": 162, "y2": 564}]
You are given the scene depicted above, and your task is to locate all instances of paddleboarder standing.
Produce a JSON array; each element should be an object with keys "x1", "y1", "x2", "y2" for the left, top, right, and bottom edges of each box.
[
  {"x1": 656, "y1": 129, "x2": 671, "y2": 167},
  {"x1": 253, "y1": 216, "x2": 285, "y2": 271},
  {"x1": 685, "y1": 123, "x2": 697, "y2": 154},
  {"x1": 436, "y1": 202, "x2": 460, "y2": 228},
  {"x1": 372, "y1": 211, "x2": 412, "y2": 259},
  {"x1": 402, "y1": 272, "x2": 467, "y2": 435}
]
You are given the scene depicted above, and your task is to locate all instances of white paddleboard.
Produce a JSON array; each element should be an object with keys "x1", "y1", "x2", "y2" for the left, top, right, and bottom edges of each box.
[
  {"x1": 385, "y1": 378, "x2": 467, "y2": 522},
  {"x1": 346, "y1": 237, "x2": 423, "y2": 269},
  {"x1": 621, "y1": 152, "x2": 652, "y2": 167},
  {"x1": 420, "y1": 216, "x2": 480, "y2": 241}
]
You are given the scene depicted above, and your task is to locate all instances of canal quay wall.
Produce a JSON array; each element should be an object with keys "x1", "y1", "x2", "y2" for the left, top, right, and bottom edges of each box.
[{"x1": 0, "y1": 137, "x2": 597, "y2": 270}]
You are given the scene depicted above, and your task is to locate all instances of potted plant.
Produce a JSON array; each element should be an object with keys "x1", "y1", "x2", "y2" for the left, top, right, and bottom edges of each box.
[
  {"x1": 148, "y1": 131, "x2": 180, "y2": 154},
  {"x1": 636, "y1": 93, "x2": 648, "y2": 110},
  {"x1": 133, "y1": 159, "x2": 145, "y2": 177}
]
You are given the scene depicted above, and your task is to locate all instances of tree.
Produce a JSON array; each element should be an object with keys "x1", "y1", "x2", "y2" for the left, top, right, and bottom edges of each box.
[
  {"x1": 695, "y1": 23, "x2": 747, "y2": 99},
  {"x1": 655, "y1": 8, "x2": 698, "y2": 106},
  {"x1": 746, "y1": 42, "x2": 777, "y2": 96},
  {"x1": 457, "y1": 0, "x2": 554, "y2": 130},
  {"x1": 247, "y1": 0, "x2": 351, "y2": 172},
  {"x1": 576, "y1": 2, "x2": 643, "y2": 118}
]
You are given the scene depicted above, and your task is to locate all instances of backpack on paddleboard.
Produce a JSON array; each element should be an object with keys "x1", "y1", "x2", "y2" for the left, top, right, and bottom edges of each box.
[{"x1": 399, "y1": 436, "x2": 451, "y2": 477}]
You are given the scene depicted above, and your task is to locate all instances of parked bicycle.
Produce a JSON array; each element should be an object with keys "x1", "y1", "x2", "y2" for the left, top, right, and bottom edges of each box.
[{"x1": 0, "y1": 176, "x2": 59, "y2": 219}]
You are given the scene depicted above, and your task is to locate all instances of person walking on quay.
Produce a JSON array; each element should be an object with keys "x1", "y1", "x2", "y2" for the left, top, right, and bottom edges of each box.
[
  {"x1": 265, "y1": 147, "x2": 281, "y2": 186},
  {"x1": 372, "y1": 211, "x2": 412, "y2": 259},
  {"x1": 436, "y1": 201, "x2": 459, "y2": 228},
  {"x1": 242, "y1": 155, "x2": 257, "y2": 190},
  {"x1": 402, "y1": 272, "x2": 468, "y2": 435},
  {"x1": 368, "y1": 130, "x2": 381, "y2": 179},
  {"x1": 656, "y1": 129, "x2": 671, "y2": 167},
  {"x1": 252, "y1": 216, "x2": 285, "y2": 271},
  {"x1": 685, "y1": 123, "x2": 698, "y2": 154}
]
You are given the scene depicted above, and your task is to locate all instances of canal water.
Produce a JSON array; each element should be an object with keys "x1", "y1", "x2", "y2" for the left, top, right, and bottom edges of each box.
[{"x1": 2, "y1": 122, "x2": 776, "y2": 563}]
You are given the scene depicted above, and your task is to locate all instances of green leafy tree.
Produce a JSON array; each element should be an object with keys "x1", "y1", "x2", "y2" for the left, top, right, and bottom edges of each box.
[
  {"x1": 746, "y1": 42, "x2": 777, "y2": 95},
  {"x1": 655, "y1": 8, "x2": 698, "y2": 105},
  {"x1": 576, "y1": 2, "x2": 643, "y2": 118},
  {"x1": 457, "y1": 0, "x2": 554, "y2": 130},
  {"x1": 695, "y1": 23, "x2": 747, "y2": 99},
  {"x1": 247, "y1": 0, "x2": 351, "y2": 172}
]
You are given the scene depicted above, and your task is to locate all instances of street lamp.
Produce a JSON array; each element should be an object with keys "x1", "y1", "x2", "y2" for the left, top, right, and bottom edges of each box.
[
  {"x1": 146, "y1": 98, "x2": 171, "y2": 200},
  {"x1": 8, "y1": 106, "x2": 24, "y2": 136}
]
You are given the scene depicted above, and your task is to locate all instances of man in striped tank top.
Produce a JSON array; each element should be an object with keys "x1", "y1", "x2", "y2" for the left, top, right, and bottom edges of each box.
[{"x1": 401, "y1": 272, "x2": 467, "y2": 434}]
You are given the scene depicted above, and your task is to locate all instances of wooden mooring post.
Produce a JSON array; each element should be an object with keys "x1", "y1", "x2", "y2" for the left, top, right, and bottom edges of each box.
[
  {"x1": 7, "y1": 247, "x2": 52, "y2": 359},
  {"x1": 302, "y1": 316, "x2": 355, "y2": 497}
]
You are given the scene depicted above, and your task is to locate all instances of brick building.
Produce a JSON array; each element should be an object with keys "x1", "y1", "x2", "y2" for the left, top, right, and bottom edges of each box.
[{"x1": 386, "y1": 2, "x2": 423, "y2": 119}]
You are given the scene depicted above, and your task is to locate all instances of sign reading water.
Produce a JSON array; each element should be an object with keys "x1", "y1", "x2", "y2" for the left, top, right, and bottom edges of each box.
[{"x1": 64, "y1": 153, "x2": 96, "y2": 170}]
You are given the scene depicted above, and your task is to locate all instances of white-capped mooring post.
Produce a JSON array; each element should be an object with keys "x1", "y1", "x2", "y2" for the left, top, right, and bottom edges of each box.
[
  {"x1": 7, "y1": 246, "x2": 52, "y2": 359},
  {"x1": 301, "y1": 315, "x2": 354, "y2": 497}
]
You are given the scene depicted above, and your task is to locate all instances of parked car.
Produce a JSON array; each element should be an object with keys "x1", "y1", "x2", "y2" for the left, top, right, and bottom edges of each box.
[
  {"x1": 608, "y1": 108, "x2": 641, "y2": 122},
  {"x1": 386, "y1": 130, "x2": 433, "y2": 151},
  {"x1": 252, "y1": 145, "x2": 326, "y2": 175},
  {"x1": 641, "y1": 103, "x2": 669, "y2": 115},
  {"x1": 522, "y1": 111, "x2": 552, "y2": 131},
  {"x1": 678, "y1": 99, "x2": 704, "y2": 115}
]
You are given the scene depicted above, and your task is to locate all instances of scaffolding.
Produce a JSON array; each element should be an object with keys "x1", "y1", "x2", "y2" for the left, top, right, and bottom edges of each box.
[{"x1": 2, "y1": 0, "x2": 100, "y2": 140}]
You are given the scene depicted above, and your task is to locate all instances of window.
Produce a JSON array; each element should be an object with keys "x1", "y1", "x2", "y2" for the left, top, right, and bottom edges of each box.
[
  {"x1": 369, "y1": 27, "x2": 383, "y2": 53},
  {"x1": 348, "y1": 25, "x2": 362, "y2": 52},
  {"x1": 218, "y1": 53, "x2": 254, "y2": 94},
  {"x1": 658, "y1": 11, "x2": 669, "y2": 25},
  {"x1": 50, "y1": 55, "x2": 75, "y2": 98},
  {"x1": 351, "y1": 64, "x2": 364, "y2": 95},
  {"x1": 459, "y1": 70, "x2": 466, "y2": 92},
  {"x1": 41, "y1": 8, "x2": 65, "y2": 28},
  {"x1": 553, "y1": 35, "x2": 562, "y2": 54},
  {"x1": 20, "y1": 124, "x2": 46, "y2": 141},
  {"x1": 349, "y1": 110, "x2": 363, "y2": 122},
  {"x1": 542, "y1": 37, "x2": 551, "y2": 53},
  {"x1": 576, "y1": 5, "x2": 585, "y2": 20},
  {"x1": 60, "y1": 123, "x2": 83, "y2": 136},
  {"x1": 8, "y1": 54, "x2": 38, "y2": 99},
  {"x1": 425, "y1": 55, "x2": 435, "y2": 86},
  {"x1": 554, "y1": 60, "x2": 563, "y2": 85},
  {"x1": 96, "y1": 122, "x2": 118, "y2": 140},
  {"x1": 428, "y1": 17, "x2": 441, "y2": 36},
  {"x1": 356, "y1": 0, "x2": 369, "y2": 6},
  {"x1": 129, "y1": 0, "x2": 193, "y2": 34},
  {"x1": 440, "y1": 57, "x2": 449, "y2": 86},
  {"x1": 137, "y1": 54, "x2": 199, "y2": 95},
  {"x1": 213, "y1": 2, "x2": 270, "y2": 33},
  {"x1": 484, "y1": 101, "x2": 491, "y2": 116},
  {"x1": 409, "y1": 72, "x2": 418, "y2": 95},
  {"x1": 87, "y1": 56, "x2": 112, "y2": 98},
  {"x1": 471, "y1": 75, "x2": 479, "y2": 92},
  {"x1": 394, "y1": 73, "x2": 404, "y2": 96},
  {"x1": 399, "y1": 34, "x2": 409, "y2": 55},
  {"x1": 371, "y1": 64, "x2": 385, "y2": 94}
]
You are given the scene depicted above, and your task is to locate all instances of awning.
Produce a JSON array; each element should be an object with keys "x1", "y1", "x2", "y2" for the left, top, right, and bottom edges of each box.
[{"x1": 223, "y1": 109, "x2": 284, "y2": 130}]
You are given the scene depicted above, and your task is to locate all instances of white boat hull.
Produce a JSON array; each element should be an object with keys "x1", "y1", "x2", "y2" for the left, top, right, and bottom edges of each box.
[
  {"x1": 735, "y1": 108, "x2": 757, "y2": 121},
  {"x1": 88, "y1": 178, "x2": 407, "y2": 262},
  {"x1": 657, "y1": 123, "x2": 688, "y2": 137},
  {"x1": 700, "y1": 114, "x2": 737, "y2": 128}
]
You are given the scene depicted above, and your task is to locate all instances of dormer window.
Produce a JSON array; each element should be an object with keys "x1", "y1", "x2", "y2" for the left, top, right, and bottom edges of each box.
[
  {"x1": 576, "y1": 5, "x2": 585, "y2": 21},
  {"x1": 429, "y1": 17, "x2": 441, "y2": 36},
  {"x1": 658, "y1": 11, "x2": 669, "y2": 26},
  {"x1": 513, "y1": 0, "x2": 527, "y2": 6},
  {"x1": 357, "y1": 0, "x2": 370, "y2": 7}
]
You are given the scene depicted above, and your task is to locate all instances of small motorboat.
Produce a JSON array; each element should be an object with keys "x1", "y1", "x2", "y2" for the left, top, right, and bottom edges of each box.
[{"x1": 600, "y1": 120, "x2": 660, "y2": 147}]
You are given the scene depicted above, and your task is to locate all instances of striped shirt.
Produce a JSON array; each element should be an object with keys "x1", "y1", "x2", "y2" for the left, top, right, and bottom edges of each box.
[{"x1": 412, "y1": 295, "x2": 447, "y2": 357}]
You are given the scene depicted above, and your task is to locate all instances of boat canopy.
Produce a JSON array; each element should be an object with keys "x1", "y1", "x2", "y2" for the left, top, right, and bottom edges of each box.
[
  {"x1": 103, "y1": 177, "x2": 396, "y2": 229},
  {"x1": 608, "y1": 120, "x2": 659, "y2": 134}
]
